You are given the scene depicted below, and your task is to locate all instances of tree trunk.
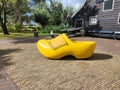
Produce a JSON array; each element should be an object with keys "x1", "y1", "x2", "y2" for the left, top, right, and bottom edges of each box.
[
  {"x1": 1, "y1": 22, "x2": 9, "y2": 35},
  {"x1": 0, "y1": 17, "x2": 9, "y2": 34},
  {"x1": 0, "y1": 0, "x2": 9, "y2": 35}
]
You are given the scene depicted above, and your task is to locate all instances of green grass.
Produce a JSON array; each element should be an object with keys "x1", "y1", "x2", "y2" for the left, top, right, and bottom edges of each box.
[
  {"x1": 0, "y1": 32, "x2": 60, "y2": 39},
  {"x1": 0, "y1": 32, "x2": 33, "y2": 39}
]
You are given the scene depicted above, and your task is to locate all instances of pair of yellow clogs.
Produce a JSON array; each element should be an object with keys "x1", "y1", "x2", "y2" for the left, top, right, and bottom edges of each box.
[{"x1": 36, "y1": 34, "x2": 96, "y2": 59}]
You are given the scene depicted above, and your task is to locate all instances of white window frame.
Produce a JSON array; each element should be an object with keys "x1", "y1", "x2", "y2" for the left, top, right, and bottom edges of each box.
[
  {"x1": 118, "y1": 13, "x2": 120, "y2": 24},
  {"x1": 89, "y1": 16, "x2": 98, "y2": 25},
  {"x1": 103, "y1": 0, "x2": 114, "y2": 12}
]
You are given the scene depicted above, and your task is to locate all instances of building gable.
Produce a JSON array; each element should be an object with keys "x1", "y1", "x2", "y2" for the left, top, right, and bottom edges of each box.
[{"x1": 72, "y1": 0, "x2": 120, "y2": 31}]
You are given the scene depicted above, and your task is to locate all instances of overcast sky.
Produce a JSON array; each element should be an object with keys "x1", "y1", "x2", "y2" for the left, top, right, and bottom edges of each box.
[{"x1": 46, "y1": 0, "x2": 85, "y2": 11}]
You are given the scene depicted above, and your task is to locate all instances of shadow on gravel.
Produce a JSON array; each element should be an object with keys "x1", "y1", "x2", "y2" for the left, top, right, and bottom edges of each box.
[
  {"x1": 0, "y1": 49, "x2": 21, "y2": 67},
  {"x1": 56, "y1": 53, "x2": 113, "y2": 61},
  {"x1": 12, "y1": 36, "x2": 50, "y2": 44},
  {"x1": 90, "y1": 53, "x2": 113, "y2": 60},
  {"x1": 12, "y1": 38, "x2": 39, "y2": 44}
]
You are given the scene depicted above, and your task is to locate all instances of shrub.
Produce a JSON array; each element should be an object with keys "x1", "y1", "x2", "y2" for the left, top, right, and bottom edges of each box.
[
  {"x1": 41, "y1": 25, "x2": 70, "y2": 34},
  {"x1": 0, "y1": 27, "x2": 2, "y2": 33},
  {"x1": 7, "y1": 25, "x2": 16, "y2": 32}
]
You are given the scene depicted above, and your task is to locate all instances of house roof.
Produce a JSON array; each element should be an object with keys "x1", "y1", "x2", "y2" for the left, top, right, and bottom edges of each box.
[{"x1": 71, "y1": 0, "x2": 87, "y2": 18}]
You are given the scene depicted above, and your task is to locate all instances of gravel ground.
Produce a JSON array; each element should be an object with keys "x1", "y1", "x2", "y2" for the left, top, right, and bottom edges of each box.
[{"x1": 0, "y1": 37, "x2": 120, "y2": 90}]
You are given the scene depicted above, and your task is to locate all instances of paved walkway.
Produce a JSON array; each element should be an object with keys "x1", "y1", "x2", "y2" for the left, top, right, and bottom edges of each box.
[
  {"x1": 0, "y1": 36, "x2": 120, "y2": 90},
  {"x1": 0, "y1": 68, "x2": 19, "y2": 90},
  {"x1": 0, "y1": 38, "x2": 20, "y2": 90}
]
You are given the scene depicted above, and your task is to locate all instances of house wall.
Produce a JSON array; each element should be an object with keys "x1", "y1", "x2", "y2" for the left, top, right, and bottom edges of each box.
[
  {"x1": 91, "y1": 0, "x2": 120, "y2": 31},
  {"x1": 73, "y1": 0, "x2": 120, "y2": 31}
]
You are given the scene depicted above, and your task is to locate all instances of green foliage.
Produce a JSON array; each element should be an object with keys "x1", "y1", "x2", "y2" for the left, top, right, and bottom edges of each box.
[
  {"x1": 0, "y1": 33, "x2": 33, "y2": 39},
  {"x1": 0, "y1": 0, "x2": 29, "y2": 34},
  {"x1": 0, "y1": 0, "x2": 75, "y2": 35},
  {"x1": 32, "y1": 0, "x2": 45, "y2": 4},
  {"x1": 42, "y1": 25, "x2": 68, "y2": 33},
  {"x1": 64, "y1": 6, "x2": 74, "y2": 26},
  {"x1": 28, "y1": 25, "x2": 42, "y2": 32},
  {"x1": 48, "y1": 0, "x2": 63, "y2": 25},
  {"x1": 32, "y1": 1, "x2": 50, "y2": 26},
  {"x1": 31, "y1": 0, "x2": 74, "y2": 27},
  {"x1": 64, "y1": 6, "x2": 74, "y2": 17},
  {"x1": 34, "y1": 9, "x2": 50, "y2": 26},
  {"x1": 7, "y1": 24, "x2": 16, "y2": 32},
  {"x1": 0, "y1": 27, "x2": 2, "y2": 32}
]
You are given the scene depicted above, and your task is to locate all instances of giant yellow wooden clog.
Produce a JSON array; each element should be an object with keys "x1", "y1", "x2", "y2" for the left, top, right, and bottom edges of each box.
[{"x1": 36, "y1": 34, "x2": 96, "y2": 59}]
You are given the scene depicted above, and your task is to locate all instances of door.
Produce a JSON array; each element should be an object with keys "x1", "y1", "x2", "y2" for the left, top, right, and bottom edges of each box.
[{"x1": 75, "y1": 19, "x2": 83, "y2": 28}]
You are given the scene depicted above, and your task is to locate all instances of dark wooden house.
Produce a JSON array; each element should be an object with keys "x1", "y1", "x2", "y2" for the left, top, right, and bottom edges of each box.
[{"x1": 72, "y1": 0, "x2": 120, "y2": 38}]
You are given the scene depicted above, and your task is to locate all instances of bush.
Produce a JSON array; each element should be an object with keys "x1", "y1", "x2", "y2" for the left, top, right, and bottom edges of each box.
[
  {"x1": 21, "y1": 25, "x2": 42, "y2": 33},
  {"x1": 7, "y1": 25, "x2": 16, "y2": 32},
  {"x1": 28, "y1": 25, "x2": 42, "y2": 31},
  {"x1": 0, "y1": 27, "x2": 2, "y2": 33},
  {"x1": 42, "y1": 25, "x2": 65, "y2": 33}
]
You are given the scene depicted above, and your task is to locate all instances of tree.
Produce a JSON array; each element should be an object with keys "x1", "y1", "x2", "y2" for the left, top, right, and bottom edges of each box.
[
  {"x1": 30, "y1": 0, "x2": 45, "y2": 7},
  {"x1": 48, "y1": 0, "x2": 63, "y2": 25},
  {"x1": 0, "y1": 0, "x2": 29, "y2": 34},
  {"x1": 13, "y1": 0, "x2": 29, "y2": 32},
  {"x1": 32, "y1": 0, "x2": 45, "y2": 3},
  {"x1": 34, "y1": 9, "x2": 50, "y2": 26},
  {"x1": 0, "y1": 0, "x2": 10, "y2": 34},
  {"x1": 64, "y1": 6, "x2": 74, "y2": 26},
  {"x1": 31, "y1": 0, "x2": 50, "y2": 26}
]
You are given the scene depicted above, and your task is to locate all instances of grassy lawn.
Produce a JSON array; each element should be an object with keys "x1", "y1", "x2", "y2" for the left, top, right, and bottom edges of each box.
[
  {"x1": 0, "y1": 32, "x2": 60, "y2": 39},
  {"x1": 0, "y1": 32, "x2": 34, "y2": 39}
]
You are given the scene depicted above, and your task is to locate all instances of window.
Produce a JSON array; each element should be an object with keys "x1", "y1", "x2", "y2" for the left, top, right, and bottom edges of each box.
[
  {"x1": 89, "y1": 16, "x2": 98, "y2": 25},
  {"x1": 118, "y1": 13, "x2": 120, "y2": 24},
  {"x1": 103, "y1": 0, "x2": 114, "y2": 11}
]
